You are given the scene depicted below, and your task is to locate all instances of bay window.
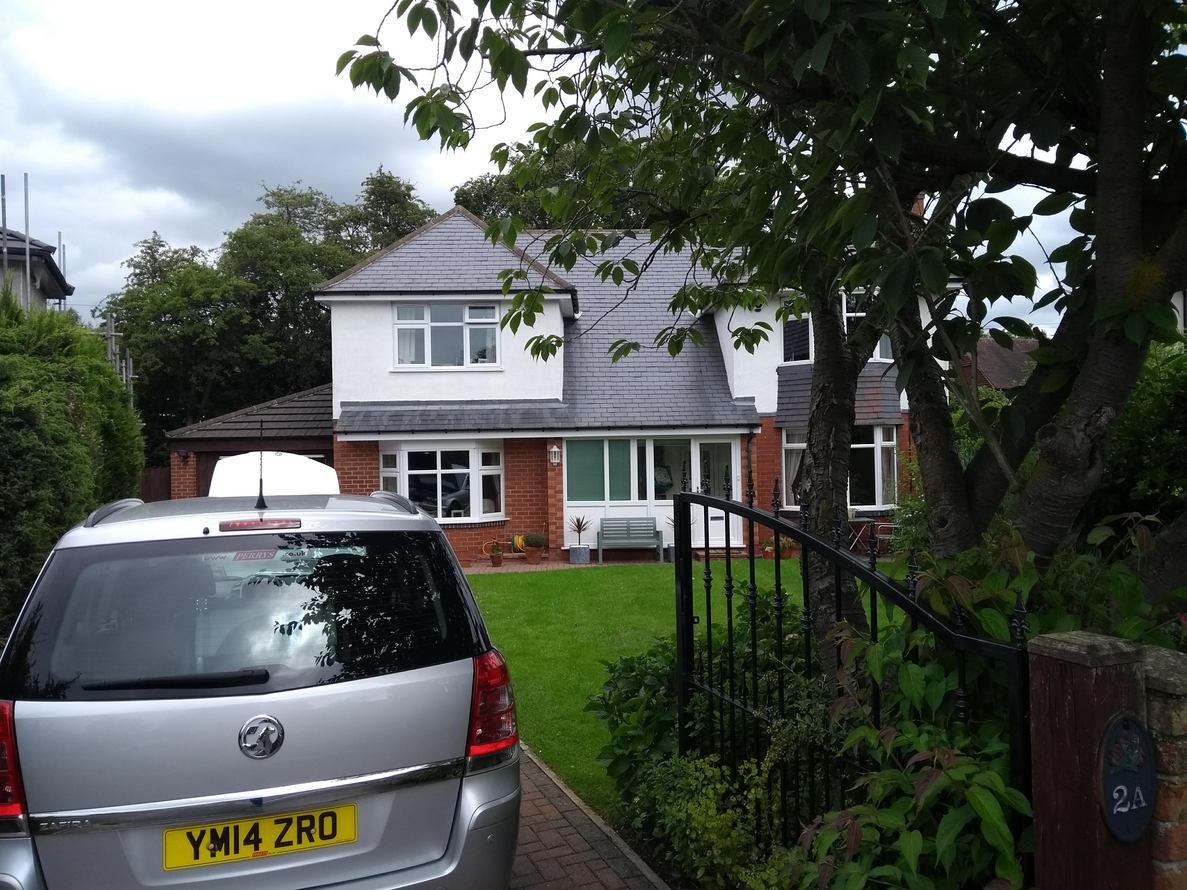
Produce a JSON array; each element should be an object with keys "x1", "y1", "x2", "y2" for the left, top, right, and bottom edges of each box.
[
  {"x1": 782, "y1": 431, "x2": 806, "y2": 507},
  {"x1": 379, "y1": 443, "x2": 503, "y2": 520},
  {"x1": 393, "y1": 303, "x2": 499, "y2": 367},
  {"x1": 781, "y1": 426, "x2": 898, "y2": 509},
  {"x1": 849, "y1": 426, "x2": 898, "y2": 508}
]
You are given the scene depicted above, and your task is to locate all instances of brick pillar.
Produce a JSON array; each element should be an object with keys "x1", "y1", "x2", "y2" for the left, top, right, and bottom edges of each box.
[
  {"x1": 545, "y1": 437, "x2": 564, "y2": 552},
  {"x1": 1029, "y1": 632, "x2": 1152, "y2": 888},
  {"x1": 333, "y1": 438, "x2": 380, "y2": 495},
  {"x1": 751, "y1": 417, "x2": 782, "y2": 510},
  {"x1": 170, "y1": 451, "x2": 198, "y2": 499},
  {"x1": 1146, "y1": 646, "x2": 1187, "y2": 888}
]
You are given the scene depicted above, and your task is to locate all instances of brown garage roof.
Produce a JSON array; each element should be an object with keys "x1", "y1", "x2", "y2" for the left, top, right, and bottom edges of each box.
[
  {"x1": 966, "y1": 338, "x2": 1039, "y2": 390},
  {"x1": 166, "y1": 384, "x2": 332, "y2": 441}
]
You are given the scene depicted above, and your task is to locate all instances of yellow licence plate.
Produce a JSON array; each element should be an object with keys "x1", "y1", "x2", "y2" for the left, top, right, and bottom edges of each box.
[{"x1": 162, "y1": 804, "x2": 358, "y2": 870}]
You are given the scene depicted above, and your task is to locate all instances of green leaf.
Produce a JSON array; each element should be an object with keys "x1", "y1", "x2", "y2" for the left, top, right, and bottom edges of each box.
[
  {"x1": 1033, "y1": 192, "x2": 1076, "y2": 216},
  {"x1": 603, "y1": 20, "x2": 632, "y2": 58},
  {"x1": 1086, "y1": 525, "x2": 1115, "y2": 546},
  {"x1": 918, "y1": 247, "x2": 948, "y2": 294},
  {"x1": 966, "y1": 786, "x2": 1014, "y2": 857},
  {"x1": 336, "y1": 50, "x2": 358, "y2": 75},
  {"x1": 854, "y1": 213, "x2": 878, "y2": 249},
  {"x1": 976, "y1": 608, "x2": 1011, "y2": 642},
  {"x1": 807, "y1": 31, "x2": 834, "y2": 73},
  {"x1": 805, "y1": 0, "x2": 831, "y2": 22},
  {"x1": 1123, "y1": 312, "x2": 1149, "y2": 344},
  {"x1": 899, "y1": 829, "x2": 923, "y2": 875},
  {"x1": 898, "y1": 662, "x2": 925, "y2": 710},
  {"x1": 935, "y1": 805, "x2": 975, "y2": 870},
  {"x1": 867, "y1": 641, "x2": 885, "y2": 683},
  {"x1": 354, "y1": 34, "x2": 381, "y2": 47},
  {"x1": 921, "y1": 0, "x2": 946, "y2": 15}
]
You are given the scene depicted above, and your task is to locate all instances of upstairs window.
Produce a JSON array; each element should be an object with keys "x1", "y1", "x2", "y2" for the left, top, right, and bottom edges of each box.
[
  {"x1": 780, "y1": 293, "x2": 894, "y2": 364},
  {"x1": 393, "y1": 303, "x2": 499, "y2": 368},
  {"x1": 783, "y1": 317, "x2": 811, "y2": 362},
  {"x1": 843, "y1": 293, "x2": 893, "y2": 361}
]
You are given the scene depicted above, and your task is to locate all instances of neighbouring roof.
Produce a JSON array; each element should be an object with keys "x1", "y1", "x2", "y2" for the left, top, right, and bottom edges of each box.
[
  {"x1": 1, "y1": 227, "x2": 74, "y2": 296},
  {"x1": 775, "y1": 363, "x2": 902, "y2": 429},
  {"x1": 314, "y1": 206, "x2": 576, "y2": 306},
  {"x1": 167, "y1": 384, "x2": 333, "y2": 442},
  {"x1": 966, "y1": 337, "x2": 1039, "y2": 390}
]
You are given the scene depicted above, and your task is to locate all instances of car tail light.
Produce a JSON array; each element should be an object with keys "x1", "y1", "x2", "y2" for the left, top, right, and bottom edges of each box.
[
  {"x1": 466, "y1": 650, "x2": 517, "y2": 761},
  {"x1": 0, "y1": 702, "x2": 27, "y2": 828}
]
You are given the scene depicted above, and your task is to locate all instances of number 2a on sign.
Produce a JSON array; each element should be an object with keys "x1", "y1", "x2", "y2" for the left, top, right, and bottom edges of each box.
[{"x1": 1112, "y1": 784, "x2": 1148, "y2": 814}]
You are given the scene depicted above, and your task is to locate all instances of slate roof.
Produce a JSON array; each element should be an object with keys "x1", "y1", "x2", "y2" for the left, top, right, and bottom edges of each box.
[
  {"x1": 1, "y1": 227, "x2": 73, "y2": 296},
  {"x1": 335, "y1": 220, "x2": 760, "y2": 434},
  {"x1": 775, "y1": 363, "x2": 902, "y2": 429},
  {"x1": 336, "y1": 400, "x2": 569, "y2": 434},
  {"x1": 964, "y1": 337, "x2": 1038, "y2": 390},
  {"x1": 316, "y1": 206, "x2": 575, "y2": 300},
  {"x1": 167, "y1": 384, "x2": 333, "y2": 441}
]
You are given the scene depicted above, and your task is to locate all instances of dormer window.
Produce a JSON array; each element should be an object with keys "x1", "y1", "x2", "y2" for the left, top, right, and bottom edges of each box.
[{"x1": 393, "y1": 303, "x2": 499, "y2": 368}]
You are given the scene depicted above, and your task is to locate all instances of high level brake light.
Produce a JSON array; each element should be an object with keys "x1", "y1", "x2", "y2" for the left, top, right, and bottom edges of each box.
[
  {"x1": 466, "y1": 650, "x2": 518, "y2": 766},
  {"x1": 218, "y1": 519, "x2": 302, "y2": 532}
]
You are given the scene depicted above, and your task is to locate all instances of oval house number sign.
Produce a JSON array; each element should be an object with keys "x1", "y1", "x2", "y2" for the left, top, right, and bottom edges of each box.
[{"x1": 1101, "y1": 714, "x2": 1157, "y2": 843}]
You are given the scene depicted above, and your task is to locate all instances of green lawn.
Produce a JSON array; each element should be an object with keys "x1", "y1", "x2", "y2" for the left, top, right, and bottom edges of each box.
[{"x1": 467, "y1": 559, "x2": 794, "y2": 818}]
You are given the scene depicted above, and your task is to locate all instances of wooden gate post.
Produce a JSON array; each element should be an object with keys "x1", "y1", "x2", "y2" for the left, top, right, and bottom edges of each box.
[{"x1": 1030, "y1": 632, "x2": 1152, "y2": 889}]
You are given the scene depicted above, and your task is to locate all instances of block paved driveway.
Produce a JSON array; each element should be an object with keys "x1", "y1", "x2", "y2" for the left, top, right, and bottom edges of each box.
[{"x1": 513, "y1": 752, "x2": 668, "y2": 890}]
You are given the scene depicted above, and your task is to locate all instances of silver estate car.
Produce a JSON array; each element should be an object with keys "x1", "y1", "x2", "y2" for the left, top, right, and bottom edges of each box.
[{"x1": 0, "y1": 493, "x2": 520, "y2": 889}]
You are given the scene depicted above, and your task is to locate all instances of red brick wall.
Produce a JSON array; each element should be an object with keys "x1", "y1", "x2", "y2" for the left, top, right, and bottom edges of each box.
[
  {"x1": 170, "y1": 451, "x2": 198, "y2": 499},
  {"x1": 750, "y1": 417, "x2": 783, "y2": 510},
  {"x1": 897, "y1": 411, "x2": 917, "y2": 496},
  {"x1": 334, "y1": 439, "x2": 380, "y2": 495}
]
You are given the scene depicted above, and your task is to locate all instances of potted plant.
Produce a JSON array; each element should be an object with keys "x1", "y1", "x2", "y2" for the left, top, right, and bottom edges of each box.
[
  {"x1": 523, "y1": 533, "x2": 546, "y2": 564},
  {"x1": 568, "y1": 515, "x2": 592, "y2": 564},
  {"x1": 761, "y1": 537, "x2": 775, "y2": 559},
  {"x1": 488, "y1": 542, "x2": 503, "y2": 567}
]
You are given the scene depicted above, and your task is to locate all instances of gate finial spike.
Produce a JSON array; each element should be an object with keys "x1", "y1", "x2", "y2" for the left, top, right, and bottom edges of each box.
[
  {"x1": 906, "y1": 550, "x2": 919, "y2": 600},
  {"x1": 832, "y1": 516, "x2": 845, "y2": 549},
  {"x1": 1010, "y1": 589, "x2": 1030, "y2": 646},
  {"x1": 681, "y1": 463, "x2": 689, "y2": 493},
  {"x1": 771, "y1": 476, "x2": 780, "y2": 514},
  {"x1": 867, "y1": 523, "x2": 879, "y2": 570},
  {"x1": 745, "y1": 464, "x2": 755, "y2": 508},
  {"x1": 722, "y1": 472, "x2": 732, "y2": 500}
]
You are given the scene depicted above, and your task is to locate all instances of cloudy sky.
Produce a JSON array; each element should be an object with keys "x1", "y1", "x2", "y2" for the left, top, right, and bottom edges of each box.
[
  {"x1": 0, "y1": 0, "x2": 529, "y2": 316},
  {"x1": 1, "y1": 0, "x2": 1064, "y2": 328}
]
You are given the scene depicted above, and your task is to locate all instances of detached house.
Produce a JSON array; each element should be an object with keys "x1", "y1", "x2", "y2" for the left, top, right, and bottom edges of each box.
[
  {"x1": 1, "y1": 228, "x2": 73, "y2": 310},
  {"x1": 169, "y1": 206, "x2": 910, "y2": 561}
]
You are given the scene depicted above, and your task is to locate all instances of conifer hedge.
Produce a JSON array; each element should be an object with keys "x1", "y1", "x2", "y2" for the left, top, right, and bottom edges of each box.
[{"x1": 0, "y1": 295, "x2": 143, "y2": 626}]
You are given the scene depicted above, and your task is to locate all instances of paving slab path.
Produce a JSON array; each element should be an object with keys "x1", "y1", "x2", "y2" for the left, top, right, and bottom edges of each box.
[{"x1": 514, "y1": 751, "x2": 669, "y2": 890}]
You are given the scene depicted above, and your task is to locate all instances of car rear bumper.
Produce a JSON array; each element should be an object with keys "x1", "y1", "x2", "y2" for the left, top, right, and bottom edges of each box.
[{"x1": 0, "y1": 754, "x2": 520, "y2": 890}]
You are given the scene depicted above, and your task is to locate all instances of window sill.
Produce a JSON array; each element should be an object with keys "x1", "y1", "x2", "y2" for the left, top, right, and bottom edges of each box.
[{"x1": 389, "y1": 366, "x2": 504, "y2": 373}]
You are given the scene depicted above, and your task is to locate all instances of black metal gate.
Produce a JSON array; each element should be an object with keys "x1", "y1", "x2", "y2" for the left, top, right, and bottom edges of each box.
[{"x1": 672, "y1": 483, "x2": 1030, "y2": 846}]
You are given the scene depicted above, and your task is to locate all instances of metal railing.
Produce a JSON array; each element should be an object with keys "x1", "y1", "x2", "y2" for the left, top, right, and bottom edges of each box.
[{"x1": 671, "y1": 480, "x2": 1030, "y2": 847}]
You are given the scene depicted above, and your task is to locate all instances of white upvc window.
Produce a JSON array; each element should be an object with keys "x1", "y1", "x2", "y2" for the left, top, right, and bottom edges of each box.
[
  {"x1": 379, "y1": 442, "x2": 504, "y2": 521},
  {"x1": 393, "y1": 303, "x2": 499, "y2": 368},
  {"x1": 781, "y1": 426, "x2": 898, "y2": 509},
  {"x1": 782, "y1": 431, "x2": 806, "y2": 507},
  {"x1": 780, "y1": 293, "x2": 894, "y2": 364},
  {"x1": 850, "y1": 425, "x2": 898, "y2": 509},
  {"x1": 843, "y1": 293, "x2": 894, "y2": 361}
]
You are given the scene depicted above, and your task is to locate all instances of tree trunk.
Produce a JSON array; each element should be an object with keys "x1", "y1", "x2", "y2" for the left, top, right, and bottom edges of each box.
[
  {"x1": 889, "y1": 300, "x2": 980, "y2": 557},
  {"x1": 1013, "y1": 0, "x2": 1154, "y2": 562},
  {"x1": 800, "y1": 287, "x2": 874, "y2": 671}
]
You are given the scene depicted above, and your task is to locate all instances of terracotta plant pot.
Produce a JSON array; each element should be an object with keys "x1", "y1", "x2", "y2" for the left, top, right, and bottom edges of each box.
[
  {"x1": 490, "y1": 554, "x2": 503, "y2": 567},
  {"x1": 524, "y1": 547, "x2": 542, "y2": 565}
]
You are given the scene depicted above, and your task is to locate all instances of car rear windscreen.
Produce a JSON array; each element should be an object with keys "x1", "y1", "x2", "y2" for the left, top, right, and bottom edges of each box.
[{"x1": 0, "y1": 531, "x2": 484, "y2": 700}]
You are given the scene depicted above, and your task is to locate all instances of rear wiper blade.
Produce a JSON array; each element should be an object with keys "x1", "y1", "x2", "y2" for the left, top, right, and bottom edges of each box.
[{"x1": 81, "y1": 668, "x2": 270, "y2": 691}]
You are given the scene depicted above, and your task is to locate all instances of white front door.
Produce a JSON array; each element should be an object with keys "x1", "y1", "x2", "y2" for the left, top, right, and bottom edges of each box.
[{"x1": 691, "y1": 439, "x2": 742, "y2": 548}]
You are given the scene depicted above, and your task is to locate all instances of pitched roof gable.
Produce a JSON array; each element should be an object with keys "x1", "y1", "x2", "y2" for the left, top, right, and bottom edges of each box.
[{"x1": 315, "y1": 205, "x2": 574, "y2": 296}]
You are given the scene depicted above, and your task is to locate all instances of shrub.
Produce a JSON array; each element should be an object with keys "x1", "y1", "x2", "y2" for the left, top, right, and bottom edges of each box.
[
  {"x1": 0, "y1": 295, "x2": 143, "y2": 625},
  {"x1": 627, "y1": 757, "x2": 797, "y2": 890},
  {"x1": 523, "y1": 532, "x2": 547, "y2": 548}
]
